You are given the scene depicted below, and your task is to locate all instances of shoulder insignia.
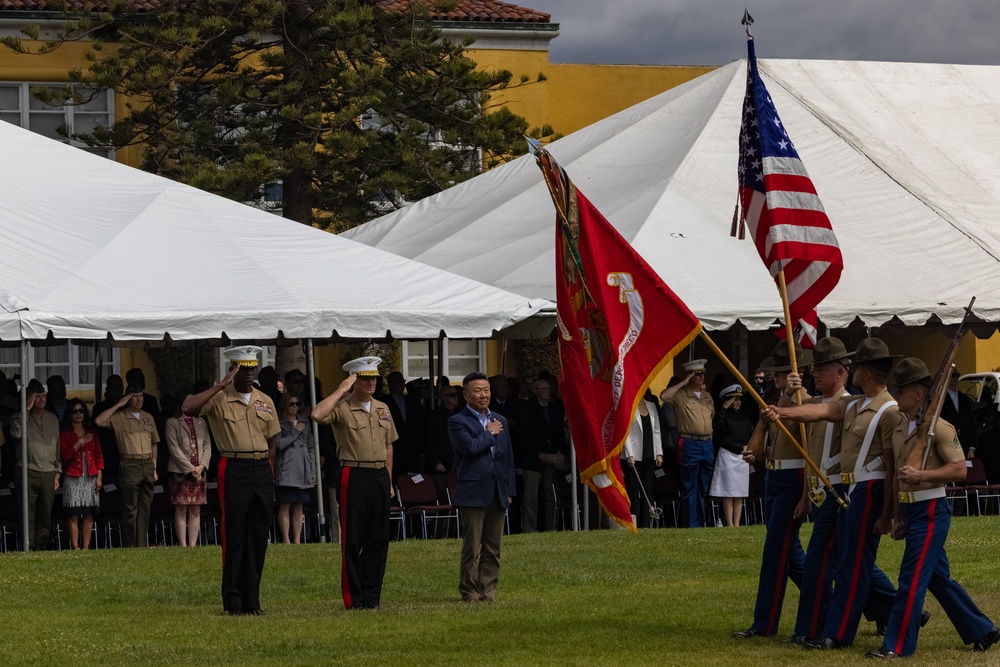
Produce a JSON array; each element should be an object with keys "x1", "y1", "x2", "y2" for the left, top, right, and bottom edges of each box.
[{"x1": 252, "y1": 399, "x2": 273, "y2": 414}]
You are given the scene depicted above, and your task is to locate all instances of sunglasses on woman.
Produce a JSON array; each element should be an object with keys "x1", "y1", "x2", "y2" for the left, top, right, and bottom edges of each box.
[{"x1": 71, "y1": 408, "x2": 85, "y2": 414}]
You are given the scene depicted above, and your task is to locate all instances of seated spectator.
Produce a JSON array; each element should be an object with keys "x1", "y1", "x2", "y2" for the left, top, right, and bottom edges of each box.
[
  {"x1": 275, "y1": 393, "x2": 316, "y2": 544},
  {"x1": 59, "y1": 399, "x2": 103, "y2": 550},
  {"x1": 164, "y1": 391, "x2": 211, "y2": 547}
]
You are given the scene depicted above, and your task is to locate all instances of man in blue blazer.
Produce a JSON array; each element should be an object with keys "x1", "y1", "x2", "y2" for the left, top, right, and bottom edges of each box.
[{"x1": 449, "y1": 371, "x2": 516, "y2": 603}]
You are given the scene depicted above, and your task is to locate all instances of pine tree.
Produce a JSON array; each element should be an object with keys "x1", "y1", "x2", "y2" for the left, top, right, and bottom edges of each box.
[{"x1": 4, "y1": 0, "x2": 548, "y2": 230}]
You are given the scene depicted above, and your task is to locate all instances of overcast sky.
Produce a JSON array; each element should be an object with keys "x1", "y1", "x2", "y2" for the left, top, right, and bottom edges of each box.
[{"x1": 530, "y1": 1, "x2": 1000, "y2": 67}]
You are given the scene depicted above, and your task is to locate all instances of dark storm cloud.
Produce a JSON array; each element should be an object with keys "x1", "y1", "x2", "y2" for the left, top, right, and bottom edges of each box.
[{"x1": 531, "y1": 1, "x2": 1000, "y2": 66}]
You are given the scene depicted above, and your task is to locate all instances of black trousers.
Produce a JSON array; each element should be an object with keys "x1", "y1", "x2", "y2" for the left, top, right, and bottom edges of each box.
[
  {"x1": 338, "y1": 467, "x2": 390, "y2": 609},
  {"x1": 218, "y1": 457, "x2": 273, "y2": 613}
]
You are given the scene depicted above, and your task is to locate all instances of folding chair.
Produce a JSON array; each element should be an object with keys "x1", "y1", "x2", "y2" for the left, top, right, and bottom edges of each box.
[{"x1": 396, "y1": 474, "x2": 458, "y2": 539}]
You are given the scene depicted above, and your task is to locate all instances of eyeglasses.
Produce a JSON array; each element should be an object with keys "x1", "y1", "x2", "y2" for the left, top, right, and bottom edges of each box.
[
  {"x1": 70, "y1": 408, "x2": 85, "y2": 414},
  {"x1": 289, "y1": 402, "x2": 300, "y2": 407}
]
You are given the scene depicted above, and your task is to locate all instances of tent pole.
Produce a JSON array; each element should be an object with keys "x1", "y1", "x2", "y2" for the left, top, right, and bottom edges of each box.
[
  {"x1": 305, "y1": 339, "x2": 326, "y2": 543},
  {"x1": 569, "y1": 438, "x2": 579, "y2": 531},
  {"x1": 428, "y1": 340, "x2": 436, "y2": 408},
  {"x1": 20, "y1": 340, "x2": 29, "y2": 552},
  {"x1": 500, "y1": 336, "x2": 508, "y2": 375}
]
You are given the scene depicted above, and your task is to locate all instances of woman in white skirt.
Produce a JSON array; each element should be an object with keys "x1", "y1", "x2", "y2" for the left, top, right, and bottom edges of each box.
[
  {"x1": 710, "y1": 385, "x2": 752, "y2": 526},
  {"x1": 59, "y1": 399, "x2": 103, "y2": 549}
]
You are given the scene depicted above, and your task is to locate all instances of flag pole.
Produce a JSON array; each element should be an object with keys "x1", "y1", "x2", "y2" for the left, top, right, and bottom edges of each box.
[
  {"x1": 776, "y1": 270, "x2": 815, "y2": 487},
  {"x1": 698, "y1": 330, "x2": 849, "y2": 508}
]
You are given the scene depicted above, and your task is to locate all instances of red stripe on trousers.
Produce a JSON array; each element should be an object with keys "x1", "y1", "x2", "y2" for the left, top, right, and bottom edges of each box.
[
  {"x1": 339, "y1": 466, "x2": 352, "y2": 610},
  {"x1": 836, "y1": 482, "x2": 874, "y2": 640},
  {"x1": 894, "y1": 499, "x2": 937, "y2": 655},
  {"x1": 808, "y1": 534, "x2": 835, "y2": 637},
  {"x1": 765, "y1": 511, "x2": 796, "y2": 634},
  {"x1": 217, "y1": 457, "x2": 228, "y2": 565}
]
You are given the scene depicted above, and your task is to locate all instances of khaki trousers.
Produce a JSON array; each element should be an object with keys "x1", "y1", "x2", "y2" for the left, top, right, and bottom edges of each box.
[
  {"x1": 459, "y1": 491, "x2": 506, "y2": 602},
  {"x1": 119, "y1": 459, "x2": 154, "y2": 547}
]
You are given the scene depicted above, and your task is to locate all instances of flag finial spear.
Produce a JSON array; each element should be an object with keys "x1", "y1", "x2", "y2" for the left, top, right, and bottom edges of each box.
[
  {"x1": 742, "y1": 8, "x2": 754, "y2": 37},
  {"x1": 524, "y1": 135, "x2": 542, "y2": 156}
]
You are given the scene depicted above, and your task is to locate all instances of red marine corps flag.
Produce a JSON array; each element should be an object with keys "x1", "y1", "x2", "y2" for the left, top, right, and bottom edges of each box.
[
  {"x1": 535, "y1": 146, "x2": 701, "y2": 530},
  {"x1": 732, "y1": 20, "x2": 843, "y2": 346}
]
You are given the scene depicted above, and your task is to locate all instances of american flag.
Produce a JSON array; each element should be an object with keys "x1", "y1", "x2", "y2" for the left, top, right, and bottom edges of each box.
[{"x1": 734, "y1": 36, "x2": 842, "y2": 345}]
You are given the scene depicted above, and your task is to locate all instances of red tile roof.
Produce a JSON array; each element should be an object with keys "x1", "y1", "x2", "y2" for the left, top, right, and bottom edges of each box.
[{"x1": 0, "y1": 0, "x2": 551, "y2": 22}]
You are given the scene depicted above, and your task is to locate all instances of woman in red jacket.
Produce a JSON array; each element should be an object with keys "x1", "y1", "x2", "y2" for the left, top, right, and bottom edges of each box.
[{"x1": 59, "y1": 399, "x2": 104, "y2": 550}]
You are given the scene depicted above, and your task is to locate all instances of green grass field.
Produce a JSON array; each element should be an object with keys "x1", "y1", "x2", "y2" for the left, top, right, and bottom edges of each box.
[{"x1": 1, "y1": 517, "x2": 999, "y2": 666}]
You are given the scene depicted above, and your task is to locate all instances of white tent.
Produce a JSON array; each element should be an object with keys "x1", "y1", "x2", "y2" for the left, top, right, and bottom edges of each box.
[
  {"x1": 343, "y1": 59, "x2": 1000, "y2": 331},
  {"x1": 0, "y1": 120, "x2": 549, "y2": 342}
]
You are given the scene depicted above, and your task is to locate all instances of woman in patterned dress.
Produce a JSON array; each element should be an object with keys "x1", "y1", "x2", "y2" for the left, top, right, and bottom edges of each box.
[
  {"x1": 164, "y1": 392, "x2": 211, "y2": 547},
  {"x1": 59, "y1": 399, "x2": 103, "y2": 550}
]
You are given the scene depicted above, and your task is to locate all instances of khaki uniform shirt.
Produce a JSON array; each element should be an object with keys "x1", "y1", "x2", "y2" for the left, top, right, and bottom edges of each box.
[
  {"x1": 200, "y1": 386, "x2": 280, "y2": 453},
  {"x1": 11, "y1": 411, "x2": 61, "y2": 472},
  {"x1": 317, "y1": 395, "x2": 398, "y2": 464},
  {"x1": 837, "y1": 390, "x2": 901, "y2": 473},
  {"x1": 671, "y1": 386, "x2": 715, "y2": 436},
  {"x1": 806, "y1": 389, "x2": 850, "y2": 476},
  {"x1": 767, "y1": 387, "x2": 810, "y2": 461},
  {"x1": 892, "y1": 417, "x2": 964, "y2": 494},
  {"x1": 108, "y1": 410, "x2": 160, "y2": 458}
]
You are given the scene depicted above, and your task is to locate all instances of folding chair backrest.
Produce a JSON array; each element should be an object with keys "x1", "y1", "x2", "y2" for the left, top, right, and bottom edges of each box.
[{"x1": 396, "y1": 474, "x2": 439, "y2": 506}]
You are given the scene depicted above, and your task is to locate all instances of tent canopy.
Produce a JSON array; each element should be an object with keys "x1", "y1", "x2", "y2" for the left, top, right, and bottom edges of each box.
[
  {"x1": 0, "y1": 121, "x2": 549, "y2": 342},
  {"x1": 344, "y1": 59, "x2": 1000, "y2": 331}
]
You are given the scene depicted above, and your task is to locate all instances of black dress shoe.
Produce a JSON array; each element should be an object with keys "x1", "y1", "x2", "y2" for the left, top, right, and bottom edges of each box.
[
  {"x1": 244, "y1": 608, "x2": 266, "y2": 616},
  {"x1": 920, "y1": 609, "x2": 931, "y2": 627},
  {"x1": 865, "y1": 648, "x2": 899, "y2": 659},
  {"x1": 783, "y1": 634, "x2": 806, "y2": 645},
  {"x1": 974, "y1": 626, "x2": 1000, "y2": 653},
  {"x1": 227, "y1": 607, "x2": 244, "y2": 616},
  {"x1": 731, "y1": 627, "x2": 764, "y2": 639},
  {"x1": 804, "y1": 637, "x2": 845, "y2": 650}
]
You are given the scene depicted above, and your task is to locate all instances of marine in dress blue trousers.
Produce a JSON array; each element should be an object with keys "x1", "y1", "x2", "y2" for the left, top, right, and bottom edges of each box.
[
  {"x1": 749, "y1": 466, "x2": 805, "y2": 635},
  {"x1": 881, "y1": 498, "x2": 994, "y2": 656}
]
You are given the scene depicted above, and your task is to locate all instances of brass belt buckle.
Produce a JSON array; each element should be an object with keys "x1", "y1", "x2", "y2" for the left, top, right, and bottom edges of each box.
[
  {"x1": 807, "y1": 475, "x2": 826, "y2": 507},
  {"x1": 765, "y1": 459, "x2": 775, "y2": 471}
]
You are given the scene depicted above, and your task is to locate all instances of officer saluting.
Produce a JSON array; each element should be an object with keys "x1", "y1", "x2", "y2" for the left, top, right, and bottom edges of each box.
[
  {"x1": 313, "y1": 356, "x2": 398, "y2": 610},
  {"x1": 183, "y1": 346, "x2": 279, "y2": 616}
]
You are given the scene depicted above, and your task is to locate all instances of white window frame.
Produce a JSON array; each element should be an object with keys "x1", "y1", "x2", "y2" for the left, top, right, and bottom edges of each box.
[
  {"x1": 0, "y1": 81, "x2": 115, "y2": 159},
  {"x1": 401, "y1": 338, "x2": 487, "y2": 380},
  {"x1": 0, "y1": 343, "x2": 120, "y2": 391}
]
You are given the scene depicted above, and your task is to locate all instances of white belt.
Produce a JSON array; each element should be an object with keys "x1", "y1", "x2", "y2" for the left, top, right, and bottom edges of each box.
[
  {"x1": 766, "y1": 458, "x2": 805, "y2": 471},
  {"x1": 841, "y1": 471, "x2": 886, "y2": 484},
  {"x1": 899, "y1": 487, "x2": 947, "y2": 504},
  {"x1": 821, "y1": 454, "x2": 841, "y2": 472}
]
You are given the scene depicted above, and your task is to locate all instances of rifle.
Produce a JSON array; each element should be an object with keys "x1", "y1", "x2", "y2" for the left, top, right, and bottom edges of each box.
[{"x1": 904, "y1": 297, "x2": 977, "y2": 469}]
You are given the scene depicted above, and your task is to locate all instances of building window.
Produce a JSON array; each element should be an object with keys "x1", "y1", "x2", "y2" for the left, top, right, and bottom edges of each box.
[
  {"x1": 401, "y1": 339, "x2": 486, "y2": 381},
  {"x1": 0, "y1": 83, "x2": 114, "y2": 158},
  {"x1": 0, "y1": 343, "x2": 119, "y2": 391}
]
